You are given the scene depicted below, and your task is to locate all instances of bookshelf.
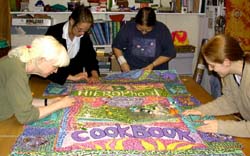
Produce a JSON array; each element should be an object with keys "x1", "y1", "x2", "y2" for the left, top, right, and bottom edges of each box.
[{"x1": 10, "y1": 11, "x2": 208, "y2": 74}]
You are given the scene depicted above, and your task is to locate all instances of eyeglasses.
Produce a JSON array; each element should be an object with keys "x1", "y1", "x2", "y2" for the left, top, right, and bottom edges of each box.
[{"x1": 75, "y1": 25, "x2": 89, "y2": 33}]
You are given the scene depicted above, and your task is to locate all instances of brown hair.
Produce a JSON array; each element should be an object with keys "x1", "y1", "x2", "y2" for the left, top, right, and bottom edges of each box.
[
  {"x1": 69, "y1": 5, "x2": 93, "y2": 27},
  {"x1": 201, "y1": 34, "x2": 250, "y2": 63}
]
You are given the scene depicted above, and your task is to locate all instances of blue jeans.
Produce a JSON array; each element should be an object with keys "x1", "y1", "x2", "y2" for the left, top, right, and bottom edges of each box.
[{"x1": 210, "y1": 74, "x2": 222, "y2": 98}]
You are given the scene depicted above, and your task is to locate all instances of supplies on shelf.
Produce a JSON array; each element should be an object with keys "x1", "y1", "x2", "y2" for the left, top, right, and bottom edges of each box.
[{"x1": 12, "y1": 14, "x2": 53, "y2": 26}]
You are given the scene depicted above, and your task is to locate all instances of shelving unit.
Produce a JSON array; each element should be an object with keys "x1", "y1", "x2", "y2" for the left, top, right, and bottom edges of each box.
[
  {"x1": 10, "y1": 11, "x2": 208, "y2": 74},
  {"x1": 11, "y1": 11, "x2": 206, "y2": 25}
]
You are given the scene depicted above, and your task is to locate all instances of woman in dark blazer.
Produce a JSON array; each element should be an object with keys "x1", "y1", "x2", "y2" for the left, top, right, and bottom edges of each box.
[{"x1": 45, "y1": 5, "x2": 100, "y2": 85}]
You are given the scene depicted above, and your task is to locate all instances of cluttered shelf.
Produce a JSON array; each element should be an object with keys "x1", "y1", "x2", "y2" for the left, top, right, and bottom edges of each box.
[
  {"x1": 10, "y1": 9, "x2": 206, "y2": 74},
  {"x1": 10, "y1": 11, "x2": 206, "y2": 16}
]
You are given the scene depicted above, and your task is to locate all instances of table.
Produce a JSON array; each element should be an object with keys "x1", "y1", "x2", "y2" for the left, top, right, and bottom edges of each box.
[{"x1": 0, "y1": 76, "x2": 249, "y2": 156}]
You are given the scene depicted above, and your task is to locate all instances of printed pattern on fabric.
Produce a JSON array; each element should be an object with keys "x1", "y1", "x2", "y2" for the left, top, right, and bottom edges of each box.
[{"x1": 11, "y1": 70, "x2": 243, "y2": 156}]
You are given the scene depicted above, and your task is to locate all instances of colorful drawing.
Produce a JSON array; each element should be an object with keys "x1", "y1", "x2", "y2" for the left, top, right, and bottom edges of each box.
[
  {"x1": 11, "y1": 70, "x2": 243, "y2": 155},
  {"x1": 102, "y1": 70, "x2": 182, "y2": 83},
  {"x1": 43, "y1": 82, "x2": 72, "y2": 96}
]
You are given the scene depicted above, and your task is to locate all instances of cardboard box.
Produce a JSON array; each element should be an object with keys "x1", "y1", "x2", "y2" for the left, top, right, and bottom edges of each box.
[
  {"x1": 110, "y1": 55, "x2": 121, "y2": 72},
  {"x1": 12, "y1": 17, "x2": 53, "y2": 26}
]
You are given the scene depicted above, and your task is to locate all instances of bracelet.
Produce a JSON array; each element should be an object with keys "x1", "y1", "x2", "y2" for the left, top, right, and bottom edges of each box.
[
  {"x1": 117, "y1": 55, "x2": 127, "y2": 65},
  {"x1": 44, "y1": 98, "x2": 48, "y2": 106}
]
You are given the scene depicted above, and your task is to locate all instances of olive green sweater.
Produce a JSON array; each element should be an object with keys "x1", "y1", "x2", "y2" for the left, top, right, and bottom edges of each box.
[
  {"x1": 196, "y1": 63, "x2": 250, "y2": 137},
  {"x1": 0, "y1": 56, "x2": 39, "y2": 124}
]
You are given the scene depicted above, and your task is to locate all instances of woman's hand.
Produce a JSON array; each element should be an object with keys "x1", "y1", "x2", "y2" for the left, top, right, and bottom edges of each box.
[
  {"x1": 58, "y1": 96, "x2": 75, "y2": 109},
  {"x1": 67, "y1": 72, "x2": 88, "y2": 81},
  {"x1": 197, "y1": 120, "x2": 218, "y2": 133},
  {"x1": 143, "y1": 63, "x2": 154, "y2": 71},
  {"x1": 87, "y1": 75, "x2": 100, "y2": 83},
  {"x1": 38, "y1": 96, "x2": 75, "y2": 119},
  {"x1": 86, "y1": 70, "x2": 100, "y2": 83},
  {"x1": 120, "y1": 63, "x2": 130, "y2": 72},
  {"x1": 182, "y1": 109, "x2": 218, "y2": 133},
  {"x1": 182, "y1": 109, "x2": 203, "y2": 116}
]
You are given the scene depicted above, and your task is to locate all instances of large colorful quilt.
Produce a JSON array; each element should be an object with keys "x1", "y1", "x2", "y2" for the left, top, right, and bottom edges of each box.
[{"x1": 11, "y1": 70, "x2": 243, "y2": 155}]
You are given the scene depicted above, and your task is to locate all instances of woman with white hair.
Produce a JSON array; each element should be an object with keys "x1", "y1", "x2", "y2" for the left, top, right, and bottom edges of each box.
[{"x1": 0, "y1": 35, "x2": 75, "y2": 124}]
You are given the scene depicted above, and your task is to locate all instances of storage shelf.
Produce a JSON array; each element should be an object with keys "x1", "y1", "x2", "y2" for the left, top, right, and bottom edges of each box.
[
  {"x1": 11, "y1": 11, "x2": 205, "y2": 16},
  {"x1": 94, "y1": 45, "x2": 111, "y2": 48},
  {"x1": 11, "y1": 10, "x2": 208, "y2": 74}
]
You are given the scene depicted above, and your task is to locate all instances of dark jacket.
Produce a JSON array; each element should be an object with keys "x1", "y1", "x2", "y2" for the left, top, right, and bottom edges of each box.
[{"x1": 45, "y1": 22, "x2": 99, "y2": 85}]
